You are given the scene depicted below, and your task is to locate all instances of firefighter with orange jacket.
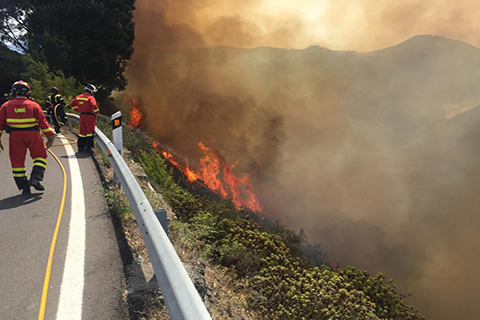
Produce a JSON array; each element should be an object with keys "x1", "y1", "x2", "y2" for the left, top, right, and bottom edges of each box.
[
  {"x1": 0, "y1": 81, "x2": 55, "y2": 194},
  {"x1": 69, "y1": 84, "x2": 99, "y2": 153}
]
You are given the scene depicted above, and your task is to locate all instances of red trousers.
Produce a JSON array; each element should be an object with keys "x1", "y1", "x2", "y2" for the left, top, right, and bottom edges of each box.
[
  {"x1": 9, "y1": 131, "x2": 47, "y2": 189},
  {"x1": 79, "y1": 114, "x2": 96, "y2": 137},
  {"x1": 78, "y1": 114, "x2": 96, "y2": 151}
]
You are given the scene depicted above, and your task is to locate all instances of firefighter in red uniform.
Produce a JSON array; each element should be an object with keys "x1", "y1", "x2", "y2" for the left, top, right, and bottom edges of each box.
[
  {"x1": 70, "y1": 84, "x2": 99, "y2": 153},
  {"x1": 0, "y1": 81, "x2": 55, "y2": 194}
]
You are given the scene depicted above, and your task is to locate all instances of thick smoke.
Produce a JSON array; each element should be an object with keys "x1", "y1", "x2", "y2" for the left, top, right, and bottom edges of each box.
[
  {"x1": 121, "y1": 1, "x2": 480, "y2": 319},
  {"x1": 128, "y1": 0, "x2": 480, "y2": 51},
  {"x1": 318, "y1": 0, "x2": 480, "y2": 51}
]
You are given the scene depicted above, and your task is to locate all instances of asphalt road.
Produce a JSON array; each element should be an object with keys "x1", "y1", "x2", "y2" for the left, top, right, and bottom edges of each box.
[{"x1": 0, "y1": 131, "x2": 128, "y2": 320}]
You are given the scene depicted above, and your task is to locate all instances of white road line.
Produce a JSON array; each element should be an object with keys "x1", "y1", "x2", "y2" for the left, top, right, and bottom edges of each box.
[{"x1": 56, "y1": 135, "x2": 85, "y2": 320}]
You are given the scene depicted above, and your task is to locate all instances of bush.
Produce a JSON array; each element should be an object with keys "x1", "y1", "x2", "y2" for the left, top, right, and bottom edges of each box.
[
  {"x1": 20, "y1": 54, "x2": 81, "y2": 106},
  {"x1": 338, "y1": 267, "x2": 425, "y2": 320}
]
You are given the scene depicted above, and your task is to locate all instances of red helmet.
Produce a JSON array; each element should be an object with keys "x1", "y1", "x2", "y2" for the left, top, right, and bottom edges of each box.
[{"x1": 11, "y1": 80, "x2": 31, "y2": 96}]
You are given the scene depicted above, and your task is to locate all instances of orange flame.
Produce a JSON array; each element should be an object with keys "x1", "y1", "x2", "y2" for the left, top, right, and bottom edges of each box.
[
  {"x1": 126, "y1": 95, "x2": 142, "y2": 128},
  {"x1": 158, "y1": 140, "x2": 262, "y2": 213},
  {"x1": 185, "y1": 163, "x2": 199, "y2": 182},
  {"x1": 162, "y1": 151, "x2": 180, "y2": 167},
  {"x1": 198, "y1": 142, "x2": 262, "y2": 213},
  {"x1": 198, "y1": 142, "x2": 228, "y2": 198}
]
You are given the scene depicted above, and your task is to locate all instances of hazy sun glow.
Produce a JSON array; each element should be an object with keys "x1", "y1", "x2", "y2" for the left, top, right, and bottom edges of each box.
[
  {"x1": 159, "y1": 0, "x2": 480, "y2": 51},
  {"x1": 257, "y1": 0, "x2": 331, "y2": 43}
]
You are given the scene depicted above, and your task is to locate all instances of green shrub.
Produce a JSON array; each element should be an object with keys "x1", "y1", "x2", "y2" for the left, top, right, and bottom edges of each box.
[
  {"x1": 338, "y1": 267, "x2": 425, "y2": 320},
  {"x1": 20, "y1": 54, "x2": 81, "y2": 106},
  {"x1": 123, "y1": 125, "x2": 156, "y2": 160},
  {"x1": 254, "y1": 265, "x2": 381, "y2": 320},
  {"x1": 138, "y1": 150, "x2": 175, "y2": 191},
  {"x1": 103, "y1": 187, "x2": 133, "y2": 220}
]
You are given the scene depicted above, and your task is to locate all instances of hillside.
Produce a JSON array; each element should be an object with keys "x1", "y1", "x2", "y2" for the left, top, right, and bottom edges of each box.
[
  {"x1": 123, "y1": 35, "x2": 480, "y2": 320},
  {"x1": 95, "y1": 116, "x2": 426, "y2": 319}
]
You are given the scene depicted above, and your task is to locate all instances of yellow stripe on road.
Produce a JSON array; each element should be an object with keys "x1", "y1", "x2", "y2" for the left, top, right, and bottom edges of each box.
[{"x1": 37, "y1": 148, "x2": 67, "y2": 320}]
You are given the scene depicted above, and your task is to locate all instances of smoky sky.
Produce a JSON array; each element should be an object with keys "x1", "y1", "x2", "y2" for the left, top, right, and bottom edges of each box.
[
  {"x1": 121, "y1": 1, "x2": 480, "y2": 319},
  {"x1": 128, "y1": 0, "x2": 480, "y2": 51}
]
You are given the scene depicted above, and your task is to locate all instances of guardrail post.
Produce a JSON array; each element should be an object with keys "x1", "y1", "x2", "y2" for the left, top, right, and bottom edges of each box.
[
  {"x1": 111, "y1": 111, "x2": 123, "y2": 156},
  {"x1": 111, "y1": 111, "x2": 123, "y2": 184},
  {"x1": 154, "y1": 209, "x2": 169, "y2": 237}
]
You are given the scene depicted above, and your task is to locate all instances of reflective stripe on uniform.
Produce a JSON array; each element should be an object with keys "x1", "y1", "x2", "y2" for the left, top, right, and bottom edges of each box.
[
  {"x1": 12, "y1": 167, "x2": 27, "y2": 177},
  {"x1": 55, "y1": 95, "x2": 65, "y2": 103},
  {"x1": 76, "y1": 97, "x2": 89, "y2": 101},
  {"x1": 0, "y1": 130, "x2": 3, "y2": 134},
  {"x1": 79, "y1": 133, "x2": 94, "y2": 137},
  {"x1": 34, "y1": 157, "x2": 47, "y2": 164},
  {"x1": 9, "y1": 124, "x2": 37, "y2": 128},
  {"x1": 33, "y1": 162, "x2": 47, "y2": 169},
  {"x1": 42, "y1": 127, "x2": 54, "y2": 133},
  {"x1": 33, "y1": 157, "x2": 47, "y2": 168},
  {"x1": 7, "y1": 118, "x2": 37, "y2": 123},
  {"x1": 92, "y1": 109, "x2": 99, "y2": 113}
]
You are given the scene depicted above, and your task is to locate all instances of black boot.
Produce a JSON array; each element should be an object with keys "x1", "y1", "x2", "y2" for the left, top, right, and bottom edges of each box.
[
  {"x1": 78, "y1": 136, "x2": 86, "y2": 153},
  {"x1": 22, "y1": 186, "x2": 31, "y2": 195},
  {"x1": 29, "y1": 179, "x2": 45, "y2": 191},
  {"x1": 87, "y1": 136, "x2": 95, "y2": 150},
  {"x1": 30, "y1": 166, "x2": 46, "y2": 191},
  {"x1": 14, "y1": 176, "x2": 30, "y2": 194}
]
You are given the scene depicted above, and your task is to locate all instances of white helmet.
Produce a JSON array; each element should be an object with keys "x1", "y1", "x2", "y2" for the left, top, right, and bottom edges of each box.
[{"x1": 85, "y1": 84, "x2": 98, "y2": 95}]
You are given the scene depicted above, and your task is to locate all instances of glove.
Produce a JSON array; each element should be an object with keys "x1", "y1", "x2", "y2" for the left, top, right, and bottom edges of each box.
[
  {"x1": 46, "y1": 135, "x2": 55, "y2": 149},
  {"x1": 0, "y1": 138, "x2": 3, "y2": 152}
]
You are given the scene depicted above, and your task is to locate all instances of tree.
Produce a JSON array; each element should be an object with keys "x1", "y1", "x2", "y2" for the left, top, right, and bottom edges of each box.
[
  {"x1": 20, "y1": 54, "x2": 81, "y2": 106},
  {"x1": 1, "y1": 0, "x2": 135, "y2": 96},
  {"x1": 0, "y1": 43, "x2": 24, "y2": 94},
  {"x1": 0, "y1": 1, "x2": 29, "y2": 52}
]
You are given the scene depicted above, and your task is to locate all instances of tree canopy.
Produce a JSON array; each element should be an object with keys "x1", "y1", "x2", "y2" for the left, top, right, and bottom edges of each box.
[
  {"x1": 1, "y1": 0, "x2": 135, "y2": 96},
  {"x1": 0, "y1": 43, "x2": 24, "y2": 94}
]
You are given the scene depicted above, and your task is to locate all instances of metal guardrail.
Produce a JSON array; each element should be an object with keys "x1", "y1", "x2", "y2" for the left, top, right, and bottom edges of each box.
[{"x1": 66, "y1": 113, "x2": 211, "y2": 320}]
